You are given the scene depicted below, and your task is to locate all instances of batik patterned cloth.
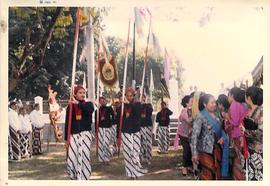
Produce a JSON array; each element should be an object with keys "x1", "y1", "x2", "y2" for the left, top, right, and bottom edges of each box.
[
  {"x1": 32, "y1": 127, "x2": 42, "y2": 155},
  {"x1": 67, "y1": 131, "x2": 92, "y2": 180},
  {"x1": 98, "y1": 127, "x2": 112, "y2": 162},
  {"x1": 157, "y1": 126, "x2": 170, "y2": 153},
  {"x1": 9, "y1": 127, "x2": 21, "y2": 160},
  {"x1": 140, "y1": 126, "x2": 152, "y2": 163},
  {"x1": 122, "y1": 132, "x2": 145, "y2": 178}
]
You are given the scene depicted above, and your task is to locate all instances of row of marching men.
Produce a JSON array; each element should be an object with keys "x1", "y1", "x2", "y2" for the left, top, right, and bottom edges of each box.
[
  {"x1": 64, "y1": 85, "x2": 173, "y2": 180},
  {"x1": 174, "y1": 86, "x2": 263, "y2": 180},
  {"x1": 8, "y1": 103, "x2": 45, "y2": 160}
]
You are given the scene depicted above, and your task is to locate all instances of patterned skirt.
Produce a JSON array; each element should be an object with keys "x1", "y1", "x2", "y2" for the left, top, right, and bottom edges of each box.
[
  {"x1": 122, "y1": 132, "x2": 145, "y2": 178},
  {"x1": 109, "y1": 125, "x2": 118, "y2": 155},
  {"x1": 157, "y1": 126, "x2": 170, "y2": 152},
  {"x1": 9, "y1": 127, "x2": 21, "y2": 160},
  {"x1": 32, "y1": 127, "x2": 42, "y2": 155},
  {"x1": 67, "y1": 130, "x2": 92, "y2": 180},
  {"x1": 198, "y1": 143, "x2": 222, "y2": 180},
  {"x1": 248, "y1": 149, "x2": 263, "y2": 180},
  {"x1": 232, "y1": 138, "x2": 245, "y2": 180},
  {"x1": 20, "y1": 133, "x2": 32, "y2": 158},
  {"x1": 140, "y1": 126, "x2": 152, "y2": 163},
  {"x1": 98, "y1": 127, "x2": 112, "y2": 162}
]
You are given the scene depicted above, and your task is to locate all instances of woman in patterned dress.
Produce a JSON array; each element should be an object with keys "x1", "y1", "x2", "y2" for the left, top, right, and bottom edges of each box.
[
  {"x1": 243, "y1": 86, "x2": 263, "y2": 180},
  {"x1": 190, "y1": 94, "x2": 229, "y2": 180}
]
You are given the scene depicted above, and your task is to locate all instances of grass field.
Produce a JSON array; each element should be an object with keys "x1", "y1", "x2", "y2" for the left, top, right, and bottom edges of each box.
[{"x1": 8, "y1": 143, "x2": 194, "y2": 180}]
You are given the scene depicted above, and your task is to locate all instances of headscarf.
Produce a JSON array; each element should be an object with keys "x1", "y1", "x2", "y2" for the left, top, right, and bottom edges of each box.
[
  {"x1": 125, "y1": 87, "x2": 135, "y2": 95},
  {"x1": 73, "y1": 84, "x2": 85, "y2": 120},
  {"x1": 74, "y1": 84, "x2": 85, "y2": 95}
]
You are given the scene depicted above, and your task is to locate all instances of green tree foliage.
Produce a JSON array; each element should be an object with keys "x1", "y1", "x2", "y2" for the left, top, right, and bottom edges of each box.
[
  {"x1": 9, "y1": 7, "x2": 108, "y2": 100},
  {"x1": 9, "y1": 7, "x2": 184, "y2": 106}
]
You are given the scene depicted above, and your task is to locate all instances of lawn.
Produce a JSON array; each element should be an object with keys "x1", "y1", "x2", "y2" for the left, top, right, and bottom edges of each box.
[{"x1": 8, "y1": 143, "x2": 194, "y2": 180}]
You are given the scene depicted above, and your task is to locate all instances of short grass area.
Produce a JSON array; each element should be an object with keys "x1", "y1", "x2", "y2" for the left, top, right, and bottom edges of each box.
[{"x1": 8, "y1": 144, "x2": 194, "y2": 180}]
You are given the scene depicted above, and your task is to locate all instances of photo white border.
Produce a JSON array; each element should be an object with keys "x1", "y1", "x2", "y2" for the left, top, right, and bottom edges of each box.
[{"x1": 1, "y1": 0, "x2": 270, "y2": 186}]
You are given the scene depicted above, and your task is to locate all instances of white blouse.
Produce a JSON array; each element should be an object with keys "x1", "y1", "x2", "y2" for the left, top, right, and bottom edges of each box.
[
  {"x1": 8, "y1": 108, "x2": 21, "y2": 131},
  {"x1": 19, "y1": 114, "x2": 32, "y2": 133},
  {"x1": 29, "y1": 110, "x2": 45, "y2": 128}
]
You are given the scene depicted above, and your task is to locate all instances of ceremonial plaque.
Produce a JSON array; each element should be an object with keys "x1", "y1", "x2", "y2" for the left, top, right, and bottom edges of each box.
[{"x1": 100, "y1": 57, "x2": 118, "y2": 87}]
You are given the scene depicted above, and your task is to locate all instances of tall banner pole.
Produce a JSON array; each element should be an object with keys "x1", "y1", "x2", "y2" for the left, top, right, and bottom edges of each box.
[
  {"x1": 140, "y1": 14, "x2": 152, "y2": 101},
  {"x1": 132, "y1": 22, "x2": 136, "y2": 89},
  {"x1": 87, "y1": 15, "x2": 95, "y2": 101},
  {"x1": 66, "y1": 8, "x2": 80, "y2": 152},
  {"x1": 149, "y1": 69, "x2": 154, "y2": 104},
  {"x1": 95, "y1": 34, "x2": 102, "y2": 157},
  {"x1": 117, "y1": 19, "x2": 131, "y2": 157}
]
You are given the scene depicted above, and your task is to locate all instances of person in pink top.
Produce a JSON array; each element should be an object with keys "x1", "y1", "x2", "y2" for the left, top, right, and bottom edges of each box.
[
  {"x1": 227, "y1": 87, "x2": 248, "y2": 180},
  {"x1": 174, "y1": 95, "x2": 193, "y2": 176},
  {"x1": 228, "y1": 88, "x2": 248, "y2": 139}
]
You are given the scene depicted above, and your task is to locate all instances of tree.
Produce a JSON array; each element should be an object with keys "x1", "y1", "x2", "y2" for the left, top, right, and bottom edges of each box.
[{"x1": 9, "y1": 7, "x2": 108, "y2": 100}]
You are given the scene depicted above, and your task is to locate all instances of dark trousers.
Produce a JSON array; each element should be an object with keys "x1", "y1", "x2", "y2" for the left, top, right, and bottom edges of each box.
[{"x1": 179, "y1": 135, "x2": 192, "y2": 167}]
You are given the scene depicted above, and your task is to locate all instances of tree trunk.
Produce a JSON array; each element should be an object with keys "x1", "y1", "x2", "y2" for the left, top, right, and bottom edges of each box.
[
  {"x1": 19, "y1": 7, "x2": 62, "y2": 72},
  {"x1": 9, "y1": 7, "x2": 63, "y2": 93}
]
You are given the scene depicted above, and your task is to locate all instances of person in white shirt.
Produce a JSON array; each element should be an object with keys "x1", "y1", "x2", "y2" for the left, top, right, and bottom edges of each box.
[
  {"x1": 56, "y1": 106, "x2": 66, "y2": 123},
  {"x1": 19, "y1": 106, "x2": 32, "y2": 158},
  {"x1": 29, "y1": 103, "x2": 44, "y2": 155},
  {"x1": 8, "y1": 101, "x2": 21, "y2": 160}
]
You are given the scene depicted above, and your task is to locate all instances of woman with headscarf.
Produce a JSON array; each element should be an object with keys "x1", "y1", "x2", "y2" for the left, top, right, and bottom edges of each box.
[
  {"x1": 190, "y1": 94, "x2": 229, "y2": 180},
  {"x1": 228, "y1": 87, "x2": 248, "y2": 180},
  {"x1": 156, "y1": 101, "x2": 173, "y2": 153},
  {"x1": 64, "y1": 85, "x2": 95, "y2": 180},
  {"x1": 120, "y1": 87, "x2": 147, "y2": 179},
  {"x1": 243, "y1": 86, "x2": 263, "y2": 180}
]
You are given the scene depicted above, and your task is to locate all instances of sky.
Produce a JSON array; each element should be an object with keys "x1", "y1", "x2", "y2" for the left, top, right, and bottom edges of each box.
[{"x1": 102, "y1": 5, "x2": 266, "y2": 96}]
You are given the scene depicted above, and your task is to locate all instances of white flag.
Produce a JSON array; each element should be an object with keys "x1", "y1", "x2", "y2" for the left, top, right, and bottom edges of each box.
[{"x1": 150, "y1": 69, "x2": 154, "y2": 91}]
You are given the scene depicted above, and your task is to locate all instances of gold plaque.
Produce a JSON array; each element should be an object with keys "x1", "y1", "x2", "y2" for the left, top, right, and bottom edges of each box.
[
  {"x1": 76, "y1": 115, "x2": 82, "y2": 120},
  {"x1": 102, "y1": 63, "x2": 115, "y2": 81}
]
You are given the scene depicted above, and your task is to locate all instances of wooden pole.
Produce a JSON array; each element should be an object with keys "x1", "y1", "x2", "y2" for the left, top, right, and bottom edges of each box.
[
  {"x1": 117, "y1": 19, "x2": 131, "y2": 157},
  {"x1": 87, "y1": 14, "x2": 95, "y2": 101},
  {"x1": 95, "y1": 34, "x2": 102, "y2": 157},
  {"x1": 66, "y1": 8, "x2": 80, "y2": 152},
  {"x1": 132, "y1": 22, "x2": 136, "y2": 89}
]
